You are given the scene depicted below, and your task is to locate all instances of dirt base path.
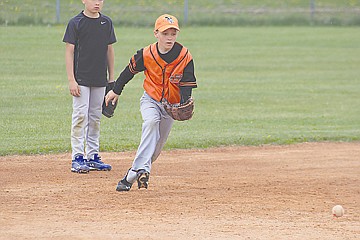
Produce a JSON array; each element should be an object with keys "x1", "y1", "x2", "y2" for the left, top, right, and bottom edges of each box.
[{"x1": 0, "y1": 142, "x2": 359, "y2": 240}]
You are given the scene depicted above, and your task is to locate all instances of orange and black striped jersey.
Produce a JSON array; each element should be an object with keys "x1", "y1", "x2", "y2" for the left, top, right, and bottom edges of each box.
[{"x1": 113, "y1": 42, "x2": 197, "y2": 104}]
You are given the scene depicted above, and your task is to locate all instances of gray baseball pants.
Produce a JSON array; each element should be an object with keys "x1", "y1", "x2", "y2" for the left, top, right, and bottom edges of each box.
[
  {"x1": 71, "y1": 85, "x2": 105, "y2": 160},
  {"x1": 126, "y1": 92, "x2": 174, "y2": 183}
]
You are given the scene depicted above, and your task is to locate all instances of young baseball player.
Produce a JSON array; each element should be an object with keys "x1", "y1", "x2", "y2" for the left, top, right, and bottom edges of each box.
[
  {"x1": 63, "y1": 0, "x2": 116, "y2": 173},
  {"x1": 105, "y1": 14, "x2": 197, "y2": 191}
]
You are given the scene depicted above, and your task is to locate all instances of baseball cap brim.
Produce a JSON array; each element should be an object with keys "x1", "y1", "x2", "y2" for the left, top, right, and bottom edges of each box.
[{"x1": 157, "y1": 25, "x2": 180, "y2": 32}]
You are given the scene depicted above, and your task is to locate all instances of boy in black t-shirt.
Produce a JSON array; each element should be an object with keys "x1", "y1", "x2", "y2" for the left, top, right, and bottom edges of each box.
[{"x1": 63, "y1": 0, "x2": 116, "y2": 173}]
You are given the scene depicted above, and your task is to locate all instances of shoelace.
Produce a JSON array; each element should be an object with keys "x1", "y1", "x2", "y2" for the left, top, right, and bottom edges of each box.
[
  {"x1": 75, "y1": 158, "x2": 86, "y2": 165},
  {"x1": 92, "y1": 154, "x2": 103, "y2": 164},
  {"x1": 92, "y1": 157, "x2": 104, "y2": 164}
]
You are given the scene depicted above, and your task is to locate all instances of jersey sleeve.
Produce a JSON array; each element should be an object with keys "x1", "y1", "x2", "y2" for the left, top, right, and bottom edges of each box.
[
  {"x1": 179, "y1": 59, "x2": 197, "y2": 103},
  {"x1": 128, "y1": 49, "x2": 146, "y2": 74},
  {"x1": 113, "y1": 49, "x2": 145, "y2": 95},
  {"x1": 63, "y1": 19, "x2": 77, "y2": 45},
  {"x1": 179, "y1": 60, "x2": 197, "y2": 88},
  {"x1": 107, "y1": 18, "x2": 117, "y2": 45}
]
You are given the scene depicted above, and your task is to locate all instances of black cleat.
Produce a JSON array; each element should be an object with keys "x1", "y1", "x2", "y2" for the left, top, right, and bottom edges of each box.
[{"x1": 116, "y1": 179, "x2": 132, "y2": 192}]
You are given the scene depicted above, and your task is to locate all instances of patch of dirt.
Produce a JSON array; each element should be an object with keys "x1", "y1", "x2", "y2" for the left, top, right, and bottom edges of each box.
[{"x1": 0, "y1": 142, "x2": 359, "y2": 239}]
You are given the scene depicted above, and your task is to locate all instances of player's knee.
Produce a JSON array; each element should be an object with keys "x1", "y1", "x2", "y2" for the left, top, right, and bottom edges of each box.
[{"x1": 143, "y1": 117, "x2": 160, "y2": 130}]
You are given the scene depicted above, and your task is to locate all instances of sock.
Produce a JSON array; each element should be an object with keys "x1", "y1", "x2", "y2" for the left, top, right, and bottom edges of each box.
[{"x1": 125, "y1": 169, "x2": 138, "y2": 183}]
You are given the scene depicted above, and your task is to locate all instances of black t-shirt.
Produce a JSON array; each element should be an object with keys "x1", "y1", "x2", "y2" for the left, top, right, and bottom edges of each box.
[{"x1": 63, "y1": 11, "x2": 117, "y2": 87}]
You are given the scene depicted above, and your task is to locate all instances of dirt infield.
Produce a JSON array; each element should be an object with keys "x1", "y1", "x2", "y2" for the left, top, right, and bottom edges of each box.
[{"x1": 0, "y1": 142, "x2": 359, "y2": 239}]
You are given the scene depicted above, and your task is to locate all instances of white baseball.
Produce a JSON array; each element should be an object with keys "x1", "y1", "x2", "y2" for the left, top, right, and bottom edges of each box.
[{"x1": 332, "y1": 205, "x2": 344, "y2": 217}]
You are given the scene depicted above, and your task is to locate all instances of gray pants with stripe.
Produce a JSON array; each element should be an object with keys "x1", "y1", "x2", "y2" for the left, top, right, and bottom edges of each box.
[
  {"x1": 126, "y1": 92, "x2": 174, "y2": 183},
  {"x1": 71, "y1": 85, "x2": 105, "y2": 160}
]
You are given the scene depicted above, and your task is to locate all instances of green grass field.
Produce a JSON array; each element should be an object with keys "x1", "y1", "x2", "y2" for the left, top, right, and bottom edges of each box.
[
  {"x1": 1, "y1": 0, "x2": 360, "y2": 26},
  {"x1": 0, "y1": 26, "x2": 359, "y2": 155}
]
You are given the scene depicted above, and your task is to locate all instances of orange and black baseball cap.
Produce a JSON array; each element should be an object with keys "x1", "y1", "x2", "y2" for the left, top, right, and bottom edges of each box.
[{"x1": 154, "y1": 14, "x2": 180, "y2": 32}]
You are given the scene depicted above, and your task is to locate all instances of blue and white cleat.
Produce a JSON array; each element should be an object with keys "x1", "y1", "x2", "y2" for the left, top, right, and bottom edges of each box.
[
  {"x1": 86, "y1": 154, "x2": 112, "y2": 171},
  {"x1": 71, "y1": 155, "x2": 90, "y2": 174}
]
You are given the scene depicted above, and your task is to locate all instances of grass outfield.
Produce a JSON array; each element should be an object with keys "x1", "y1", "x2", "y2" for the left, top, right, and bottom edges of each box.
[
  {"x1": 0, "y1": 26, "x2": 359, "y2": 155},
  {"x1": 2, "y1": 1, "x2": 360, "y2": 26}
]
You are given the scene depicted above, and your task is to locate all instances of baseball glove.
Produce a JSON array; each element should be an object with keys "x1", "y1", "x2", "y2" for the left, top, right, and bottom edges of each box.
[
  {"x1": 102, "y1": 82, "x2": 117, "y2": 118},
  {"x1": 162, "y1": 98, "x2": 194, "y2": 121}
]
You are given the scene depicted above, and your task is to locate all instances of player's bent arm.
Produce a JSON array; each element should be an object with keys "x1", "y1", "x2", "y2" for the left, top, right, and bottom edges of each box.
[
  {"x1": 180, "y1": 86, "x2": 192, "y2": 104},
  {"x1": 107, "y1": 44, "x2": 115, "y2": 82},
  {"x1": 113, "y1": 66, "x2": 136, "y2": 95}
]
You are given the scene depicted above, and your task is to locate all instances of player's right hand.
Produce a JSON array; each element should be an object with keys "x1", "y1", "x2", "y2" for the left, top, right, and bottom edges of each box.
[
  {"x1": 69, "y1": 80, "x2": 80, "y2": 97},
  {"x1": 105, "y1": 90, "x2": 119, "y2": 106}
]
